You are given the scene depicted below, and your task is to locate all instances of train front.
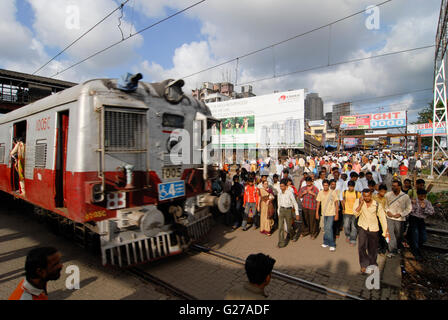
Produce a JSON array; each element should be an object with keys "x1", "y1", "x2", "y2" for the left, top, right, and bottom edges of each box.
[{"x1": 97, "y1": 74, "x2": 229, "y2": 267}]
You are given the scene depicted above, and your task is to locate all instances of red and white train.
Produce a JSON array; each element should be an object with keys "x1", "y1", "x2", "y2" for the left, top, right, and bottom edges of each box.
[{"x1": 0, "y1": 73, "x2": 229, "y2": 266}]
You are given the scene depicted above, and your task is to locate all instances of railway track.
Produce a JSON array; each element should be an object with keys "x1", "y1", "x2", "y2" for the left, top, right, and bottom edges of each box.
[
  {"x1": 127, "y1": 267, "x2": 197, "y2": 300},
  {"x1": 423, "y1": 227, "x2": 448, "y2": 252},
  {"x1": 189, "y1": 244, "x2": 365, "y2": 301}
]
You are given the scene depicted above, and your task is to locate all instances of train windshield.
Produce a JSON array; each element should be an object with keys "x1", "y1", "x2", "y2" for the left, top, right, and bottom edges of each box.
[{"x1": 162, "y1": 114, "x2": 184, "y2": 128}]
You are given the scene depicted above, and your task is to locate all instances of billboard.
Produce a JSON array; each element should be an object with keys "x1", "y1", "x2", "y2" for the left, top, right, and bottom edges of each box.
[
  {"x1": 308, "y1": 120, "x2": 326, "y2": 127},
  {"x1": 365, "y1": 130, "x2": 388, "y2": 140},
  {"x1": 343, "y1": 138, "x2": 359, "y2": 147},
  {"x1": 208, "y1": 90, "x2": 305, "y2": 149},
  {"x1": 340, "y1": 111, "x2": 406, "y2": 130},
  {"x1": 407, "y1": 122, "x2": 447, "y2": 137}
]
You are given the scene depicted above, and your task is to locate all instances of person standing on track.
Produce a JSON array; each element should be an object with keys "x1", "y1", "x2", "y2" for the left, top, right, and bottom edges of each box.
[
  {"x1": 342, "y1": 181, "x2": 361, "y2": 246},
  {"x1": 242, "y1": 177, "x2": 260, "y2": 231},
  {"x1": 354, "y1": 189, "x2": 389, "y2": 274},
  {"x1": 9, "y1": 247, "x2": 63, "y2": 300},
  {"x1": 316, "y1": 180, "x2": 339, "y2": 252},
  {"x1": 408, "y1": 189, "x2": 434, "y2": 260},
  {"x1": 259, "y1": 180, "x2": 275, "y2": 236},
  {"x1": 298, "y1": 177, "x2": 320, "y2": 239},
  {"x1": 277, "y1": 179, "x2": 299, "y2": 248},
  {"x1": 385, "y1": 180, "x2": 412, "y2": 258}
]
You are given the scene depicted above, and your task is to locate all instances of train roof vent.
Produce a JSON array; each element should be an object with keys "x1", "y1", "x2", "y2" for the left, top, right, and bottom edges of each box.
[
  {"x1": 165, "y1": 79, "x2": 185, "y2": 104},
  {"x1": 117, "y1": 73, "x2": 143, "y2": 92}
]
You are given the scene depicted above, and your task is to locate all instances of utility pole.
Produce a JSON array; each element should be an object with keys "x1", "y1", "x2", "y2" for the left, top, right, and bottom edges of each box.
[{"x1": 430, "y1": 0, "x2": 448, "y2": 179}]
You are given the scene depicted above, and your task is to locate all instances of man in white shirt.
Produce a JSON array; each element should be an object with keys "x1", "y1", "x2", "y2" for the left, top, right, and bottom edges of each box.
[
  {"x1": 277, "y1": 179, "x2": 299, "y2": 248},
  {"x1": 385, "y1": 180, "x2": 412, "y2": 257},
  {"x1": 276, "y1": 160, "x2": 284, "y2": 177},
  {"x1": 403, "y1": 157, "x2": 409, "y2": 168},
  {"x1": 361, "y1": 160, "x2": 373, "y2": 173},
  {"x1": 371, "y1": 165, "x2": 383, "y2": 185},
  {"x1": 313, "y1": 171, "x2": 326, "y2": 191},
  {"x1": 391, "y1": 157, "x2": 399, "y2": 175},
  {"x1": 415, "y1": 158, "x2": 422, "y2": 175},
  {"x1": 358, "y1": 172, "x2": 368, "y2": 190},
  {"x1": 298, "y1": 157, "x2": 305, "y2": 169},
  {"x1": 341, "y1": 172, "x2": 364, "y2": 193}
]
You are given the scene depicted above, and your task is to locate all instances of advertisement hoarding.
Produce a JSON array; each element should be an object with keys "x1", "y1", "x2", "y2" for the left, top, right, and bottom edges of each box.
[
  {"x1": 343, "y1": 138, "x2": 359, "y2": 147},
  {"x1": 407, "y1": 122, "x2": 447, "y2": 137},
  {"x1": 340, "y1": 111, "x2": 406, "y2": 130},
  {"x1": 208, "y1": 90, "x2": 305, "y2": 149}
]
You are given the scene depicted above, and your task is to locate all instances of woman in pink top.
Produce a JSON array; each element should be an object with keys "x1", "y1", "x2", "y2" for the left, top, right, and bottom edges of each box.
[{"x1": 352, "y1": 161, "x2": 362, "y2": 174}]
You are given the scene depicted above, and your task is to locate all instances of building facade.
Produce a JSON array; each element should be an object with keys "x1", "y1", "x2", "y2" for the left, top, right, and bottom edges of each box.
[
  {"x1": 192, "y1": 82, "x2": 255, "y2": 103},
  {"x1": 305, "y1": 93, "x2": 324, "y2": 121},
  {"x1": 332, "y1": 102, "x2": 351, "y2": 128}
]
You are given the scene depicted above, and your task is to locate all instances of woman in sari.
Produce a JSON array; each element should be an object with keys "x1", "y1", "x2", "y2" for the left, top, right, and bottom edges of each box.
[
  {"x1": 259, "y1": 180, "x2": 275, "y2": 236},
  {"x1": 10, "y1": 137, "x2": 26, "y2": 196}
]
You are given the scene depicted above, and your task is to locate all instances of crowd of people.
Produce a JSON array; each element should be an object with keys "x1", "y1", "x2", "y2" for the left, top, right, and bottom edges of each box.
[{"x1": 214, "y1": 151, "x2": 436, "y2": 274}]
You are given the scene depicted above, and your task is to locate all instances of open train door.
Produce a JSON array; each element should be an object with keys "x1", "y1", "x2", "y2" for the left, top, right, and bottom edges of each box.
[{"x1": 55, "y1": 111, "x2": 69, "y2": 208}]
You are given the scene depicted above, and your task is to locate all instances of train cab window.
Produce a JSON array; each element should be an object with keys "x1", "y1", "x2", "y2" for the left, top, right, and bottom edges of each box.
[
  {"x1": 162, "y1": 114, "x2": 184, "y2": 128},
  {"x1": 104, "y1": 109, "x2": 146, "y2": 152}
]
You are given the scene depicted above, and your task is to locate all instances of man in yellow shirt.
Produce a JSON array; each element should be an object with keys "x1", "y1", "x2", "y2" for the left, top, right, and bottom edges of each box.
[
  {"x1": 354, "y1": 189, "x2": 390, "y2": 274},
  {"x1": 342, "y1": 181, "x2": 361, "y2": 246},
  {"x1": 373, "y1": 184, "x2": 389, "y2": 254}
]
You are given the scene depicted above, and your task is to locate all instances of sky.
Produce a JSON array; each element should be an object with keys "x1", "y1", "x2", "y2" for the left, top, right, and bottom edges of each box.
[{"x1": 0, "y1": 0, "x2": 441, "y2": 123}]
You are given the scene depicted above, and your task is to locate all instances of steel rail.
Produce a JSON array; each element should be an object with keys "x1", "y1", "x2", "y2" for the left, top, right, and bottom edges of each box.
[
  {"x1": 128, "y1": 267, "x2": 198, "y2": 300},
  {"x1": 190, "y1": 244, "x2": 364, "y2": 300}
]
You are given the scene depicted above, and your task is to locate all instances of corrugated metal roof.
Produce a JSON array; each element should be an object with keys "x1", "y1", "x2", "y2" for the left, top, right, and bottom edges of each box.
[{"x1": 0, "y1": 68, "x2": 77, "y2": 88}]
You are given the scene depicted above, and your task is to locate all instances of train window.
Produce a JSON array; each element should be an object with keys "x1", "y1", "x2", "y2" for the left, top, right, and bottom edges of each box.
[
  {"x1": 0, "y1": 144, "x2": 4, "y2": 164},
  {"x1": 162, "y1": 114, "x2": 184, "y2": 128},
  {"x1": 35, "y1": 140, "x2": 47, "y2": 168},
  {"x1": 104, "y1": 109, "x2": 146, "y2": 152}
]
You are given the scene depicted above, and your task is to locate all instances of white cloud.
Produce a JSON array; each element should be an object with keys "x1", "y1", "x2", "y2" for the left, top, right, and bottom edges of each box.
[
  {"x1": 26, "y1": 0, "x2": 144, "y2": 79},
  {"x1": 135, "y1": 0, "x2": 438, "y2": 111},
  {"x1": 0, "y1": 0, "x2": 48, "y2": 70}
]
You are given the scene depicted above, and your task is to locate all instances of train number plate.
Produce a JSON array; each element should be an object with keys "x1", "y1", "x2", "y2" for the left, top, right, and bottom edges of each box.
[
  {"x1": 162, "y1": 166, "x2": 182, "y2": 179},
  {"x1": 158, "y1": 181, "x2": 186, "y2": 201}
]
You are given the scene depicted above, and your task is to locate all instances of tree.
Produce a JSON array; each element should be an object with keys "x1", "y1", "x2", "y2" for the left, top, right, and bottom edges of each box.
[{"x1": 413, "y1": 100, "x2": 445, "y2": 124}]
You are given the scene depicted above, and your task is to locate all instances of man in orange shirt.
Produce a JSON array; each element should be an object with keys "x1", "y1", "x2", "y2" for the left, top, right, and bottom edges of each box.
[
  {"x1": 242, "y1": 177, "x2": 260, "y2": 231},
  {"x1": 9, "y1": 247, "x2": 63, "y2": 300}
]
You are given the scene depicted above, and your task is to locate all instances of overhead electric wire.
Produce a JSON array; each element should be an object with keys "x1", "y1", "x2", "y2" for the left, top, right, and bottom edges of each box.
[
  {"x1": 237, "y1": 44, "x2": 435, "y2": 86},
  {"x1": 181, "y1": 0, "x2": 394, "y2": 79},
  {"x1": 50, "y1": 0, "x2": 206, "y2": 78},
  {"x1": 34, "y1": 0, "x2": 130, "y2": 77}
]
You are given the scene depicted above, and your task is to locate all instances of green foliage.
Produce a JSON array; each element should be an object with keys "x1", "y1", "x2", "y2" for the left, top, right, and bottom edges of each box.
[
  {"x1": 413, "y1": 101, "x2": 445, "y2": 124},
  {"x1": 427, "y1": 191, "x2": 448, "y2": 205}
]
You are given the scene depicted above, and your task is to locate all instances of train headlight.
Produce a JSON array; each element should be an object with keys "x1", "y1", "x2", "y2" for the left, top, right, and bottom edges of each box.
[
  {"x1": 140, "y1": 206, "x2": 165, "y2": 237},
  {"x1": 85, "y1": 182, "x2": 104, "y2": 203}
]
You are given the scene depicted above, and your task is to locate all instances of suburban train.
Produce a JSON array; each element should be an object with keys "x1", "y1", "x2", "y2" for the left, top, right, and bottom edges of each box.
[{"x1": 0, "y1": 73, "x2": 230, "y2": 267}]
